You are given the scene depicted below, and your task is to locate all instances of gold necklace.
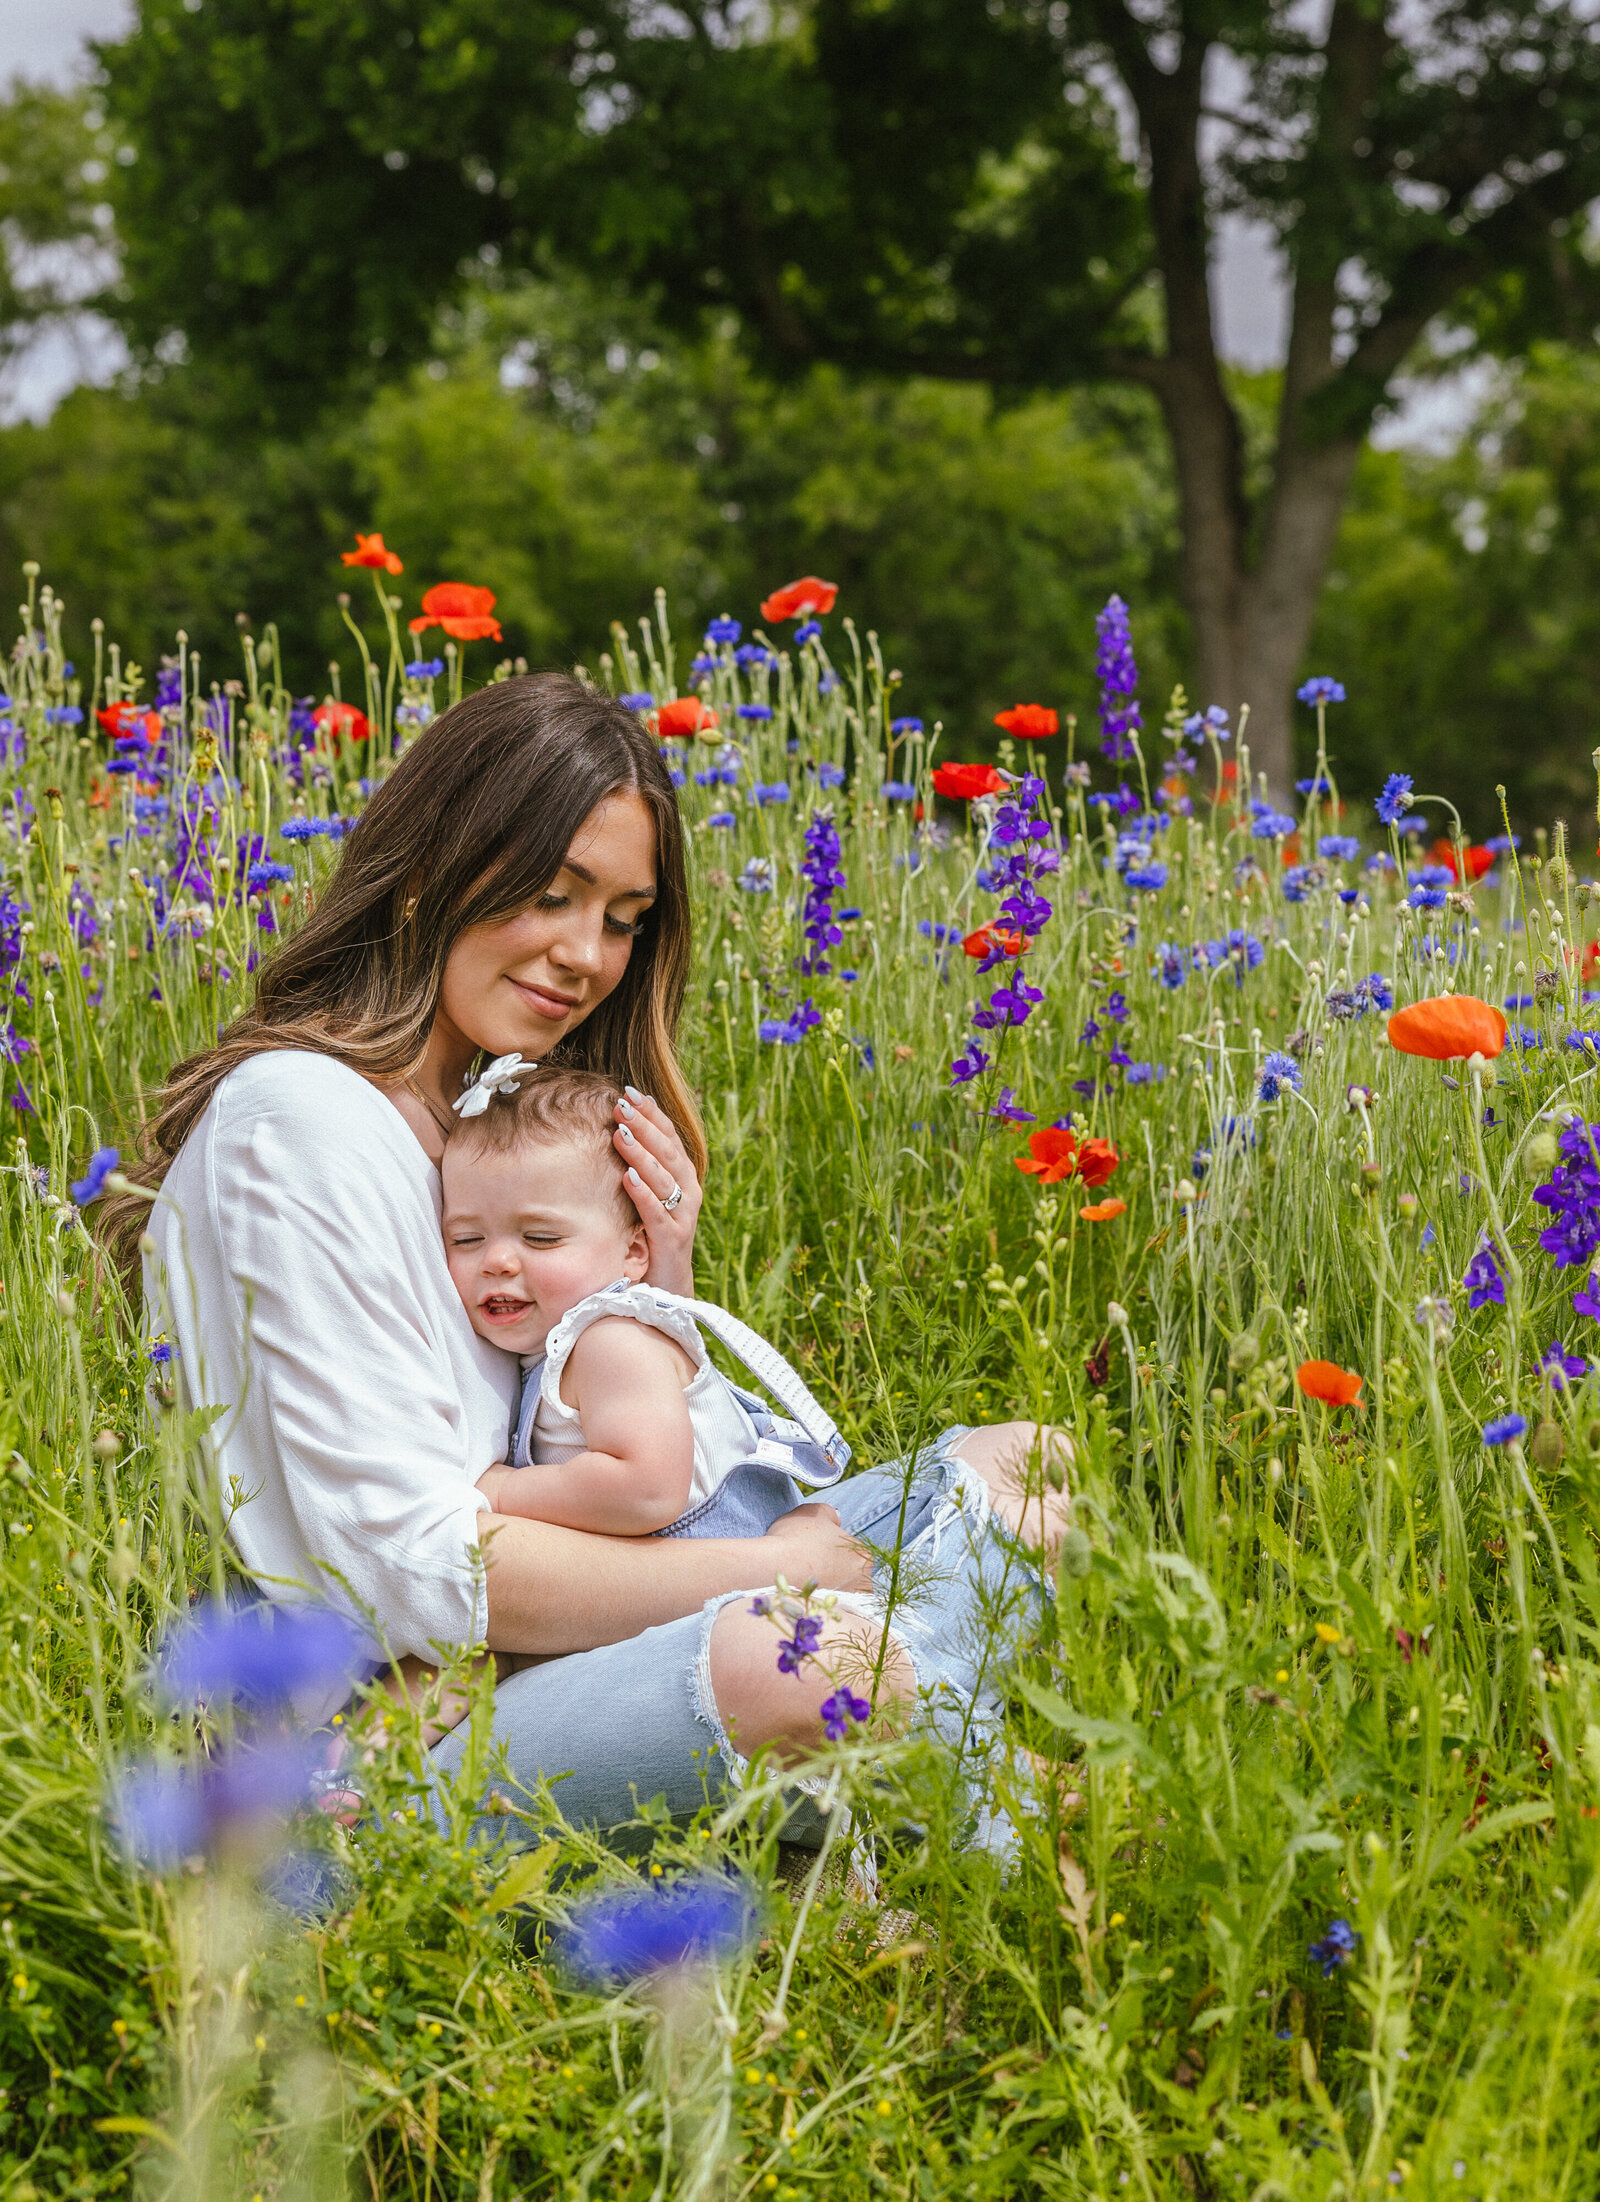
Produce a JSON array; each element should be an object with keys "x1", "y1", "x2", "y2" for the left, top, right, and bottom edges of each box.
[{"x1": 403, "y1": 1073, "x2": 454, "y2": 1141}]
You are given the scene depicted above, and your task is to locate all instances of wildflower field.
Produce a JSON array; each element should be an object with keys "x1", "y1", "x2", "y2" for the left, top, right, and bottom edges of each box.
[{"x1": 4, "y1": 546, "x2": 1600, "y2": 2202}]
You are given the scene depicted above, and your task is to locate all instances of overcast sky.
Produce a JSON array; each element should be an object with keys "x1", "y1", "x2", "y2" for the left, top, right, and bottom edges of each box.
[{"x1": 1, "y1": 0, "x2": 1465, "y2": 445}]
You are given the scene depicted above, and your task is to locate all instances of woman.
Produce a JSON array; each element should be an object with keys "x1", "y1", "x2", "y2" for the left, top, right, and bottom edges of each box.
[{"x1": 118, "y1": 674, "x2": 1067, "y2": 1835}]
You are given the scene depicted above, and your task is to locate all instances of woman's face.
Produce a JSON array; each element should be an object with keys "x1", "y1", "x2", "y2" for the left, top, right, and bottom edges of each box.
[{"x1": 436, "y1": 792, "x2": 658, "y2": 1063}]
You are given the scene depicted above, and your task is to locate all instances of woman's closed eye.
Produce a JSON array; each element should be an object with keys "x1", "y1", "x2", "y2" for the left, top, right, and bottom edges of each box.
[{"x1": 535, "y1": 890, "x2": 647, "y2": 938}]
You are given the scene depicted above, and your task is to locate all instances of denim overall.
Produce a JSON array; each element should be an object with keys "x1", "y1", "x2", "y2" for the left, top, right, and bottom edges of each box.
[{"x1": 510, "y1": 1282, "x2": 851, "y2": 1538}]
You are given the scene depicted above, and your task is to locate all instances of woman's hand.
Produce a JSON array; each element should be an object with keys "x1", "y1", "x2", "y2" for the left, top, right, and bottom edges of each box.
[
  {"x1": 761, "y1": 1502, "x2": 874, "y2": 1596},
  {"x1": 614, "y1": 1086, "x2": 702, "y2": 1296}
]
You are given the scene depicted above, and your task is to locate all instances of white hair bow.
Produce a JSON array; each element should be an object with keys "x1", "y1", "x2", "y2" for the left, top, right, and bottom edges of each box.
[{"x1": 452, "y1": 1053, "x2": 537, "y2": 1118}]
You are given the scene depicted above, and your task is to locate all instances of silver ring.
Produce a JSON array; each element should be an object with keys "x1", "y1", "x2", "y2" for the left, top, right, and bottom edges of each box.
[{"x1": 662, "y1": 1181, "x2": 684, "y2": 1213}]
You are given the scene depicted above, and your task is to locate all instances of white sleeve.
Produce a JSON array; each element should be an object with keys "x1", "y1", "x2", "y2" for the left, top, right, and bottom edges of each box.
[{"x1": 200, "y1": 1069, "x2": 496, "y2": 1655}]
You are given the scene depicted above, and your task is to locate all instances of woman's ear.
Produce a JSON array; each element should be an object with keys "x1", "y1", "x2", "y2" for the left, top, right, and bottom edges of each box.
[{"x1": 622, "y1": 1218, "x2": 651, "y2": 1281}]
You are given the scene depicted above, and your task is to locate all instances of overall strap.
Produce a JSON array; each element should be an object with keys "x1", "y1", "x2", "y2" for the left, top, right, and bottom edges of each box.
[{"x1": 668, "y1": 1293, "x2": 853, "y2": 1474}]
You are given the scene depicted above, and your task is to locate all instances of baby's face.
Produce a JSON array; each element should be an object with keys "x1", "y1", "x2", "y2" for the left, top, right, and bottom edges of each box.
[{"x1": 441, "y1": 1136, "x2": 645, "y2": 1356}]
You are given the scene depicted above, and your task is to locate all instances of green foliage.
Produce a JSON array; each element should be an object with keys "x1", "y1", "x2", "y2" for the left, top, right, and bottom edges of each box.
[{"x1": 5, "y1": 557, "x2": 1600, "y2": 2190}]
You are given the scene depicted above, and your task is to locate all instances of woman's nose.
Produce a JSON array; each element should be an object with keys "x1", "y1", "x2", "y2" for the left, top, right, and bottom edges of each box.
[{"x1": 548, "y1": 914, "x2": 604, "y2": 976}]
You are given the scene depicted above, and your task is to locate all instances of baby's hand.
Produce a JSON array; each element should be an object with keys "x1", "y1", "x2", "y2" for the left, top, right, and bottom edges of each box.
[{"x1": 475, "y1": 1463, "x2": 516, "y2": 1511}]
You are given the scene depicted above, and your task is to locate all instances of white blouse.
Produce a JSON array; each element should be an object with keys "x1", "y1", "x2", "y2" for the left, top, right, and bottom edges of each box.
[{"x1": 146, "y1": 1050, "x2": 518, "y2": 1687}]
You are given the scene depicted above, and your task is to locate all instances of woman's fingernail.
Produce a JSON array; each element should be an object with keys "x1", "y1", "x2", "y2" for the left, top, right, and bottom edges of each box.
[
  {"x1": 617, "y1": 1097, "x2": 635, "y2": 1117},
  {"x1": 619, "y1": 1125, "x2": 635, "y2": 1144},
  {"x1": 624, "y1": 1085, "x2": 646, "y2": 1104},
  {"x1": 627, "y1": 1166, "x2": 642, "y2": 1184}
]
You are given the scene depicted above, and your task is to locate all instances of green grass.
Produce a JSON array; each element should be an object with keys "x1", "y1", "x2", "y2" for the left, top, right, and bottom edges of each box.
[{"x1": 2, "y1": 566, "x2": 1599, "y2": 2197}]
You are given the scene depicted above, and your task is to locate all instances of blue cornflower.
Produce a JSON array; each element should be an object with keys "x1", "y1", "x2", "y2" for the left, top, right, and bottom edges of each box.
[
  {"x1": 561, "y1": 1876, "x2": 757, "y2": 1985},
  {"x1": 1182, "y1": 705, "x2": 1230, "y2": 745},
  {"x1": 1407, "y1": 885, "x2": 1447, "y2": 910},
  {"x1": 839, "y1": 906, "x2": 863, "y2": 922},
  {"x1": 734, "y1": 644, "x2": 774, "y2": 670},
  {"x1": 247, "y1": 861, "x2": 294, "y2": 890},
  {"x1": 689, "y1": 652, "x2": 716, "y2": 679},
  {"x1": 1154, "y1": 942, "x2": 1188, "y2": 989},
  {"x1": 1483, "y1": 1413, "x2": 1528, "y2": 1447},
  {"x1": 881, "y1": 780, "x2": 917, "y2": 803},
  {"x1": 1463, "y1": 1238, "x2": 1506, "y2": 1311},
  {"x1": 1566, "y1": 1032, "x2": 1600, "y2": 1056},
  {"x1": 1511, "y1": 1024, "x2": 1541, "y2": 1048},
  {"x1": 1252, "y1": 807, "x2": 1298, "y2": 840},
  {"x1": 752, "y1": 782, "x2": 789, "y2": 806},
  {"x1": 820, "y1": 1688, "x2": 872, "y2": 1740},
  {"x1": 704, "y1": 615, "x2": 741, "y2": 646},
  {"x1": 618, "y1": 691, "x2": 654, "y2": 711},
  {"x1": 1364, "y1": 973, "x2": 1394, "y2": 1011},
  {"x1": 1541, "y1": 1340, "x2": 1588, "y2": 1389},
  {"x1": 794, "y1": 619, "x2": 822, "y2": 645},
  {"x1": 1319, "y1": 835, "x2": 1361, "y2": 861},
  {"x1": 1366, "y1": 850, "x2": 1397, "y2": 875},
  {"x1": 1308, "y1": 1918, "x2": 1358, "y2": 1975},
  {"x1": 758, "y1": 998, "x2": 821, "y2": 1046},
  {"x1": 1125, "y1": 1063, "x2": 1165, "y2": 1085},
  {"x1": 739, "y1": 703, "x2": 775, "y2": 723},
  {"x1": 1282, "y1": 863, "x2": 1321, "y2": 903},
  {"x1": 708, "y1": 810, "x2": 736, "y2": 828},
  {"x1": 816, "y1": 761, "x2": 846, "y2": 788},
  {"x1": 280, "y1": 818, "x2": 322, "y2": 841},
  {"x1": 404, "y1": 657, "x2": 445, "y2": 679},
  {"x1": 890, "y1": 718, "x2": 924, "y2": 736},
  {"x1": 1485, "y1": 833, "x2": 1520, "y2": 855},
  {"x1": 1200, "y1": 929, "x2": 1265, "y2": 983},
  {"x1": 1296, "y1": 774, "x2": 1332, "y2": 797},
  {"x1": 1258, "y1": 1051, "x2": 1302, "y2": 1103},
  {"x1": 1375, "y1": 773, "x2": 1414, "y2": 825},
  {"x1": 159, "y1": 1602, "x2": 371, "y2": 1709},
  {"x1": 113, "y1": 1736, "x2": 324, "y2": 1871},
  {"x1": 46, "y1": 706, "x2": 83, "y2": 726},
  {"x1": 739, "y1": 858, "x2": 776, "y2": 894},
  {"x1": 70, "y1": 1146, "x2": 120, "y2": 1206},
  {"x1": 1297, "y1": 677, "x2": 1347, "y2": 707},
  {"x1": 1125, "y1": 862, "x2": 1168, "y2": 892},
  {"x1": 916, "y1": 919, "x2": 955, "y2": 942}
]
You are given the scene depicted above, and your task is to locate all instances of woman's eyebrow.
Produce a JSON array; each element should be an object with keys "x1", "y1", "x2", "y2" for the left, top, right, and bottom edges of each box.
[{"x1": 560, "y1": 858, "x2": 655, "y2": 900}]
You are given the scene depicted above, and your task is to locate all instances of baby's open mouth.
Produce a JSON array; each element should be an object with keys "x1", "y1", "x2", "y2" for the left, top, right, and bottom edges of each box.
[{"x1": 481, "y1": 1295, "x2": 533, "y2": 1321}]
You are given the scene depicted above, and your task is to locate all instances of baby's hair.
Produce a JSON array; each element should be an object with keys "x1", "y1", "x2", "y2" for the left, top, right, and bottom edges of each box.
[{"x1": 446, "y1": 1065, "x2": 635, "y2": 1223}]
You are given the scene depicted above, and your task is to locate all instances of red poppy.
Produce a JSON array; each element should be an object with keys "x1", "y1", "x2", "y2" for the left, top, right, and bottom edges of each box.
[
  {"x1": 1387, "y1": 994, "x2": 1506, "y2": 1061},
  {"x1": 932, "y1": 762, "x2": 1006, "y2": 800},
  {"x1": 656, "y1": 698, "x2": 719, "y2": 740},
  {"x1": 1585, "y1": 941, "x2": 1600, "y2": 979},
  {"x1": 1296, "y1": 1360, "x2": 1363, "y2": 1407},
  {"x1": 993, "y1": 705, "x2": 1058, "y2": 740},
  {"x1": 98, "y1": 703, "x2": 162, "y2": 746},
  {"x1": 962, "y1": 925, "x2": 1028, "y2": 960},
  {"x1": 87, "y1": 778, "x2": 112, "y2": 811},
  {"x1": 1080, "y1": 1198, "x2": 1127, "y2": 1222},
  {"x1": 342, "y1": 531, "x2": 404, "y2": 575},
  {"x1": 1015, "y1": 1127, "x2": 1120, "y2": 1188},
  {"x1": 1428, "y1": 836, "x2": 1494, "y2": 883},
  {"x1": 760, "y1": 576, "x2": 838, "y2": 623},
  {"x1": 314, "y1": 700, "x2": 371, "y2": 745},
  {"x1": 408, "y1": 582, "x2": 502, "y2": 641}
]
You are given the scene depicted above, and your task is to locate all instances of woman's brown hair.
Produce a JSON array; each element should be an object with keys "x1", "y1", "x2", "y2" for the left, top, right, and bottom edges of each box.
[{"x1": 103, "y1": 672, "x2": 705, "y2": 1280}]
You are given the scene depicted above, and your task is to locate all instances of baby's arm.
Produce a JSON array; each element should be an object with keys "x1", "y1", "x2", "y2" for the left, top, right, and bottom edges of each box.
[{"x1": 475, "y1": 1318, "x2": 695, "y2": 1536}]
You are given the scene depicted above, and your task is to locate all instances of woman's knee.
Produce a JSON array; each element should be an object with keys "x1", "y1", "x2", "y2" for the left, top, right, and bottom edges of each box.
[
  {"x1": 953, "y1": 1420, "x2": 1074, "y2": 1541},
  {"x1": 705, "y1": 1601, "x2": 915, "y2": 1762}
]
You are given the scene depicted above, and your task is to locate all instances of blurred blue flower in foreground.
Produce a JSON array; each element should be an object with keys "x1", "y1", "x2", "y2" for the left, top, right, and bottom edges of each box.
[
  {"x1": 70, "y1": 1146, "x2": 119, "y2": 1205},
  {"x1": 1483, "y1": 1413, "x2": 1528, "y2": 1447},
  {"x1": 1308, "y1": 1918, "x2": 1357, "y2": 1975},
  {"x1": 562, "y1": 1875, "x2": 759, "y2": 1986},
  {"x1": 158, "y1": 1601, "x2": 371, "y2": 1712},
  {"x1": 1297, "y1": 677, "x2": 1347, "y2": 707},
  {"x1": 820, "y1": 1688, "x2": 871, "y2": 1740},
  {"x1": 115, "y1": 1736, "x2": 325, "y2": 1870}
]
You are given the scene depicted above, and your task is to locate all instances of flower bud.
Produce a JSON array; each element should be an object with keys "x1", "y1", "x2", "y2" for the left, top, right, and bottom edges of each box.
[
  {"x1": 1531, "y1": 1421, "x2": 1566, "y2": 1471},
  {"x1": 1058, "y1": 1526, "x2": 1093, "y2": 1580},
  {"x1": 1397, "y1": 1192, "x2": 1419, "y2": 1222},
  {"x1": 1173, "y1": 1179, "x2": 1198, "y2": 1206},
  {"x1": 1228, "y1": 1333, "x2": 1260, "y2": 1374},
  {"x1": 93, "y1": 1430, "x2": 121, "y2": 1461},
  {"x1": 1106, "y1": 1301, "x2": 1129, "y2": 1328},
  {"x1": 1524, "y1": 1130, "x2": 1560, "y2": 1180}
]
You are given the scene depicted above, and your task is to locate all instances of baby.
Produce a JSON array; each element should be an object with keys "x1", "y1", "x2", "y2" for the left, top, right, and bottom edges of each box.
[{"x1": 441, "y1": 1063, "x2": 850, "y2": 1537}]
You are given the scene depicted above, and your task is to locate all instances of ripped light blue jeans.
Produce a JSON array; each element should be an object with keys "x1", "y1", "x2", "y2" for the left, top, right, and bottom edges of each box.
[{"x1": 427, "y1": 1426, "x2": 1043, "y2": 1841}]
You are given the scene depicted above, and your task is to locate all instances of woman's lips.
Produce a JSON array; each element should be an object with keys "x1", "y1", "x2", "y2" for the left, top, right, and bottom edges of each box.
[{"x1": 509, "y1": 975, "x2": 579, "y2": 1020}]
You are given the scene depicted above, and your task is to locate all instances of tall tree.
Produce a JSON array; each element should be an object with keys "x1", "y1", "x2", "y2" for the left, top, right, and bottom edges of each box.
[{"x1": 98, "y1": 0, "x2": 1600, "y2": 787}]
